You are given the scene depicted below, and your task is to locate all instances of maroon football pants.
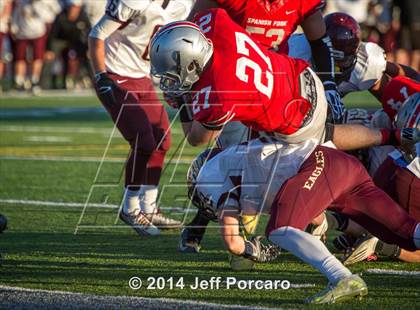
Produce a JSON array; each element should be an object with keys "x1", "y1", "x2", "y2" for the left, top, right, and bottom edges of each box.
[
  {"x1": 266, "y1": 146, "x2": 419, "y2": 251},
  {"x1": 98, "y1": 73, "x2": 171, "y2": 188},
  {"x1": 374, "y1": 157, "x2": 420, "y2": 221}
]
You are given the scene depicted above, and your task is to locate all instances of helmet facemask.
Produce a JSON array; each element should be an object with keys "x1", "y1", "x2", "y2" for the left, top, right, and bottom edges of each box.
[{"x1": 150, "y1": 22, "x2": 214, "y2": 97}]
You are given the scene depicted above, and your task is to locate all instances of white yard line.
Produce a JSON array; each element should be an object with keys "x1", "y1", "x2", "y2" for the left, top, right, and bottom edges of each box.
[
  {"x1": 0, "y1": 285, "x2": 278, "y2": 310},
  {"x1": 0, "y1": 125, "x2": 182, "y2": 134},
  {"x1": 365, "y1": 269, "x2": 420, "y2": 276},
  {"x1": 0, "y1": 198, "x2": 192, "y2": 213},
  {"x1": 0, "y1": 155, "x2": 192, "y2": 164},
  {"x1": 0, "y1": 125, "x2": 113, "y2": 134}
]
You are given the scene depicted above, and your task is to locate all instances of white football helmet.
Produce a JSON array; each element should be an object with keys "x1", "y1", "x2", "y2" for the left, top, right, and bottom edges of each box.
[
  {"x1": 150, "y1": 21, "x2": 214, "y2": 96},
  {"x1": 394, "y1": 93, "x2": 420, "y2": 160}
]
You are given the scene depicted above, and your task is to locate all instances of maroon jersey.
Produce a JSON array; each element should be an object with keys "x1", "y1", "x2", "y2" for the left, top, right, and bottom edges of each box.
[
  {"x1": 214, "y1": 0, "x2": 323, "y2": 52},
  {"x1": 380, "y1": 76, "x2": 420, "y2": 120},
  {"x1": 192, "y1": 9, "x2": 310, "y2": 134}
]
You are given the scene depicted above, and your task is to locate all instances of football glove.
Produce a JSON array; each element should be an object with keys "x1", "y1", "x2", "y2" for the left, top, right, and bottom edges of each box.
[
  {"x1": 242, "y1": 236, "x2": 281, "y2": 263},
  {"x1": 398, "y1": 128, "x2": 420, "y2": 145},
  {"x1": 164, "y1": 92, "x2": 191, "y2": 109},
  {"x1": 163, "y1": 92, "x2": 183, "y2": 109},
  {"x1": 324, "y1": 81, "x2": 345, "y2": 123},
  {"x1": 95, "y1": 72, "x2": 118, "y2": 107}
]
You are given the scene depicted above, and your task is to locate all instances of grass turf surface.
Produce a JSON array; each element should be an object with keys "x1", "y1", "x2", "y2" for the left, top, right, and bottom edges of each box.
[{"x1": 0, "y1": 93, "x2": 419, "y2": 309}]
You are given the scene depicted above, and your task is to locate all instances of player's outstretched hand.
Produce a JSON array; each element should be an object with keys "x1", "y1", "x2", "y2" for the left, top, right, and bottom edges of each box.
[
  {"x1": 243, "y1": 236, "x2": 281, "y2": 263},
  {"x1": 95, "y1": 72, "x2": 118, "y2": 107}
]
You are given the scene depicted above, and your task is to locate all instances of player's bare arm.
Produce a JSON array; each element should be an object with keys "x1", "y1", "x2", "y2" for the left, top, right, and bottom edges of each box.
[
  {"x1": 181, "y1": 119, "x2": 220, "y2": 146},
  {"x1": 88, "y1": 16, "x2": 121, "y2": 74},
  {"x1": 88, "y1": 16, "x2": 122, "y2": 106},
  {"x1": 219, "y1": 208, "x2": 245, "y2": 255},
  {"x1": 219, "y1": 207, "x2": 278, "y2": 263},
  {"x1": 384, "y1": 61, "x2": 420, "y2": 82}
]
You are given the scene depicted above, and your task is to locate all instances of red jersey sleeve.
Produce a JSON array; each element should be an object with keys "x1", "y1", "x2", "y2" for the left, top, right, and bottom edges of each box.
[
  {"x1": 191, "y1": 86, "x2": 236, "y2": 129},
  {"x1": 380, "y1": 76, "x2": 420, "y2": 119},
  {"x1": 213, "y1": 0, "x2": 246, "y2": 13},
  {"x1": 299, "y1": 0, "x2": 324, "y2": 23}
]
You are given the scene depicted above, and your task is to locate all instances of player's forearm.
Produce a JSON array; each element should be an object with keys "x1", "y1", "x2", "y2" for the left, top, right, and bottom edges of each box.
[
  {"x1": 369, "y1": 74, "x2": 390, "y2": 101},
  {"x1": 220, "y1": 214, "x2": 245, "y2": 255},
  {"x1": 88, "y1": 37, "x2": 106, "y2": 75},
  {"x1": 303, "y1": 11, "x2": 335, "y2": 83},
  {"x1": 385, "y1": 62, "x2": 420, "y2": 81},
  {"x1": 332, "y1": 125, "x2": 383, "y2": 150},
  {"x1": 182, "y1": 121, "x2": 218, "y2": 146}
]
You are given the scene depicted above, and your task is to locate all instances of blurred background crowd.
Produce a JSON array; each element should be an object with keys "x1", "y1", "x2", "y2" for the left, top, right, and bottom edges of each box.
[{"x1": 0, "y1": 0, "x2": 419, "y2": 95}]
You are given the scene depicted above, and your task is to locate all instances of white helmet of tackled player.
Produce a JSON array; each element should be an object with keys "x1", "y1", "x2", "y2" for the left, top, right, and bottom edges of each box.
[
  {"x1": 150, "y1": 21, "x2": 214, "y2": 96},
  {"x1": 394, "y1": 93, "x2": 420, "y2": 160},
  {"x1": 186, "y1": 148, "x2": 220, "y2": 221}
]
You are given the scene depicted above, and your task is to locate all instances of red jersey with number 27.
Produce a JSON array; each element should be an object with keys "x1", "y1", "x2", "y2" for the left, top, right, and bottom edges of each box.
[
  {"x1": 214, "y1": 0, "x2": 323, "y2": 51},
  {"x1": 191, "y1": 9, "x2": 310, "y2": 134},
  {"x1": 381, "y1": 76, "x2": 420, "y2": 119}
]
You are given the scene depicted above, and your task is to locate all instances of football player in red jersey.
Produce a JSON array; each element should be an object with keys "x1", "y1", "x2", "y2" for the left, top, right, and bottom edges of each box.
[
  {"x1": 379, "y1": 76, "x2": 420, "y2": 120},
  {"x1": 187, "y1": 0, "x2": 346, "y2": 122},
  {"x1": 150, "y1": 9, "x2": 419, "y2": 151}
]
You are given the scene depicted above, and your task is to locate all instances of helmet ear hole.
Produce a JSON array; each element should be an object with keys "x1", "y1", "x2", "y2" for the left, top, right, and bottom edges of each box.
[{"x1": 187, "y1": 61, "x2": 195, "y2": 72}]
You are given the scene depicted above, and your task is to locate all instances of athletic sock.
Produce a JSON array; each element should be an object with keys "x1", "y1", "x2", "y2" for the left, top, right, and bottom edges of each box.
[
  {"x1": 123, "y1": 188, "x2": 142, "y2": 215},
  {"x1": 414, "y1": 223, "x2": 420, "y2": 249},
  {"x1": 375, "y1": 240, "x2": 401, "y2": 258},
  {"x1": 269, "y1": 226, "x2": 352, "y2": 284},
  {"x1": 31, "y1": 75, "x2": 40, "y2": 85},
  {"x1": 140, "y1": 185, "x2": 158, "y2": 215},
  {"x1": 15, "y1": 75, "x2": 25, "y2": 88}
]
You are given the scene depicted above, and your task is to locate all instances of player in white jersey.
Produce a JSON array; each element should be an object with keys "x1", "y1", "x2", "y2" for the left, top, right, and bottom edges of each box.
[
  {"x1": 11, "y1": 0, "x2": 53, "y2": 93},
  {"x1": 282, "y1": 12, "x2": 419, "y2": 104},
  {"x1": 88, "y1": 0, "x2": 195, "y2": 235},
  {"x1": 189, "y1": 136, "x2": 420, "y2": 304},
  {"x1": 0, "y1": 0, "x2": 12, "y2": 93},
  {"x1": 68, "y1": 0, "x2": 107, "y2": 26}
]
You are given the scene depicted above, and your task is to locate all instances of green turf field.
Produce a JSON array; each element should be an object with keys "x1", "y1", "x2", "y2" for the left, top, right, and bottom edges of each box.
[{"x1": 0, "y1": 93, "x2": 419, "y2": 309}]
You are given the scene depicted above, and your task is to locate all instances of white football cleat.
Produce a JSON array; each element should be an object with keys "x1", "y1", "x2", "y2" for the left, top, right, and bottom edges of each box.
[
  {"x1": 305, "y1": 274, "x2": 368, "y2": 304},
  {"x1": 146, "y1": 212, "x2": 182, "y2": 229},
  {"x1": 342, "y1": 234, "x2": 379, "y2": 266},
  {"x1": 119, "y1": 211, "x2": 160, "y2": 236}
]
